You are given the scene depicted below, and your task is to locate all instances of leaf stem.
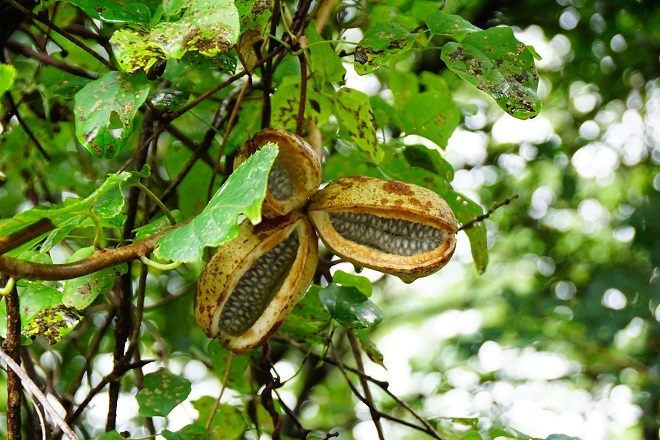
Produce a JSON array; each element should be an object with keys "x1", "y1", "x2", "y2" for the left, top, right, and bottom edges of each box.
[{"x1": 133, "y1": 182, "x2": 176, "y2": 225}]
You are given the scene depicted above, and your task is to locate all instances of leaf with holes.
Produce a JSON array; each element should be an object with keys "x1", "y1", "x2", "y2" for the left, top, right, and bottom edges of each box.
[
  {"x1": 110, "y1": 27, "x2": 168, "y2": 74},
  {"x1": 74, "y1": 71, "x2": 150, "y2": 158},
  {"x1": 150, "y1": 0, "x2": 239, "y2": 58},
  {"x1": 155, "y1": 144, "x2": 278, "y2": 262},
  {"x1": 318, "y1": 284, "x2": 382, "y2": 329},
  {"x1": 25, "y1": 305, "x2": 81, "y2": 344},
  {"x1": 354, "y1": 22, "x2": 415, "y2": 75},
  {"x1": 332, "y1": 88, "x2": 383, "y2": 164},
  {"x1": 441, "y1": 27, "x2": 541, "y2": 119},
  {"x1": 137, "y1": 368, "x2": 192, "y2": 417}
]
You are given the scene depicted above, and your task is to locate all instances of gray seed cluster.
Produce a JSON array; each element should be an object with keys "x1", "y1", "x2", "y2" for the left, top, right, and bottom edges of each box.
[
  {"x1": 268, "y1": 160, "x2": 294, "y2": 200},
  {"x1": 219, "y1": 232, "x2": 300, "y2": 336},
  {"x1": 330, "y1": 212, "x2": 443, "y2": 256}
]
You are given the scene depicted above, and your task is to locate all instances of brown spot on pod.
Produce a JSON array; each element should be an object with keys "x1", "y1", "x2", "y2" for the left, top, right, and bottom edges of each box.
[
  {"x1": 195, "y1": 211, "x2": 319, "y2": 354},
  {"x1": 234, "y1": 128, "x2": 322, "y2": 218},
  {"x1": 308, "y1": 176, "x2": 458, "y2": 283}
]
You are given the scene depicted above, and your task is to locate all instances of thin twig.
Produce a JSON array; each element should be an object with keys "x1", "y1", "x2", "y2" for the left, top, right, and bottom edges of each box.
[
  {"x1": 295, "y1": 52, "x2": 308, "y2": 137},
  {"x1": 347, "y1": 329, "x2": 385, "y2": 440},
  {"x1": 205, "y1": 352, "x2": 234, "y2": 430},
  {"x1": 459, "y1": 194, "x2": 519, "y2": 231},
  {"x1": 7, "y1": 0, "x2": 115, "y2": 71},
  {"x1": 0, "y1": 346, "x2": 80, "y2": 440},
  {"x1": 5, "y1": 40, "x2": 97, "y2": 79}
]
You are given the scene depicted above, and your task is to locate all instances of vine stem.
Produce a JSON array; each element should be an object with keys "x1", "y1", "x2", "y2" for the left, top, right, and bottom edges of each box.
[
  {"x1": 0, "y1": 346, "x2": 80, "y2": 440},
  {"x1": 459, "y1": 194, "x2": 519, "y2": 231}
]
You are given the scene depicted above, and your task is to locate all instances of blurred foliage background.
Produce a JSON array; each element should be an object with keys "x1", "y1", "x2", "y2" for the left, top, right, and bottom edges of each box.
[{"x1": 0, "y1": 0, "x2": 658, "y2": 439}]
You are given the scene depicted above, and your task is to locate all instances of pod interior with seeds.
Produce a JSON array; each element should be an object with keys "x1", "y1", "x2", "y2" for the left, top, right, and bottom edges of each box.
[
  {"x1": 308, "y1": 176, "x2": 458, "y2": 283},
  {"x1": 234, "y1": 128, "x2": 322, "y2": 218},
  {"x1": 195, "y1": 211, "x2": 318, "y2": 354}
]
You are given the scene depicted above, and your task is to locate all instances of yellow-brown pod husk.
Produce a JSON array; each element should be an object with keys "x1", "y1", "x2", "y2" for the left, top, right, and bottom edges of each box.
[
  {"x1": 234, "y1": 128, "x2": 322, "y2": 218},
  {"x1": 307, "y1": 176, "x2": 458, "y2": 283},
  {"x1": 195, "y1": 211, "x2": 318, "y2": 354}
]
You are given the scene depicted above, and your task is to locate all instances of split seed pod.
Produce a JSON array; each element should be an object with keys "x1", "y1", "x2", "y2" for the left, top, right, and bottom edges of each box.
[
  {"x1": 308, "y1": 176, "x2": 458, "y2": 283},
  {"x1": 195, "y1": 211, "x2": 318, "y2": 354},
  {"x1": 234, "y1": 128, "x2": 322, "y2": 218}
]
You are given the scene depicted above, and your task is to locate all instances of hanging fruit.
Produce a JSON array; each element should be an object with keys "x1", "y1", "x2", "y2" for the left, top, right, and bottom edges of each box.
[
  {"x1": 195, "y1": 211, "x2": 318, "y2": 354},
  {"x1": 234, "y1": 128, "x2": 322, "y2": 218},
  {"x1": 307, "y1": 176, "x2": 458, "y2": 283}
]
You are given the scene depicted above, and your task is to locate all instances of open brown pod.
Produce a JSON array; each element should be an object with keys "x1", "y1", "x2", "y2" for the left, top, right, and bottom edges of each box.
[
  {"x1": 234, "y1": 128, "x2": 322, "y2": 218},
  {"x1": 195, "y1": 211, "x2": 318, "y2": 354},
  {"x1": 308, "y1": 176, "x2": 458, "y2": 283}
]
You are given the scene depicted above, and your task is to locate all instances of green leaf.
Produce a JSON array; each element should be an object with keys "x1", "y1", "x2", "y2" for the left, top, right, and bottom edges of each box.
[
  {"x1": 440, "y1": 27, "x2": 541, "y2": 119},
  {"x1": 137, "y1": 368, "x2": 192, "y2": 417},
  {"x1": 0, "y1": 64, "x2": 17, "y2": 95},
  {"x1": 318, "y1": 284, "x2": 383, "y2": 329},
  {"x1": 24, "y1": 305, "x2": 81, "y2": 344},
  {"x1": 402, "y1": 144, "x2": 454, "y2": 182},
  {"x1": 93, "y1": 184, "x2": 125, "y2": 219},
  {"x1": 354, "y1": 22, "x2": 415, "y2": 75},
  {"x1": 74, "y1": 71, "x2": 150, "y2": 158},
  {"x1": 306, "y1": 22, "x2": 346, "y2": 83},
  {"x1": 332, "y1": 88, "x2": 383, "y2": 164},
  {"x1": 151, "y1": 0, "x2": 240, "y2": 58},
  {"x1": 333, "y1": 270, "x2": 372, "y2": 297},
  {"x1": 19, "y1": 283, "x2": 63, "y2": 323},
  {"x1": 399, "y1": 90, "x2": 460, "y2": 148},
  {"x1": 62, "y1": 247, "x2": 128, "y2": 311},
  {"x1": 193, "y1": 398, "x2": 246, "y2": 440},
  {"x1": 110, "y1": 0, "x2": 239, "y2": 74},
  {"x1": 441, "y1": 189, "x2": 488, "y2": 274},
  {"x1": 155, "y1": 144, "x2": 278, "y2": 262},
  {"x1": 110, "y1": 27, "x2": 168, "y2": 74},
  {"x1": 356, "y1": 330, "x2": 385, "y2": 368},
  {"x1": 65, "y1": 0, "x2": 151, "y2": 25},
  {"x1": 426, "y1": 10, "x2": 481, "y2": 39},
  {"x1": 271, "y1": 76, "x2": 332, "y2": 131},
  {"x1": 162, "y1": 424, "x2": 211, "y2": 440}
]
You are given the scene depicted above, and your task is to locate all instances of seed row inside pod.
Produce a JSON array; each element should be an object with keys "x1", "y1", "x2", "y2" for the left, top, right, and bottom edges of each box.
[
  {"x1": 308, "y1": 176, "x2": 458, "y2": 283},
  {"x1": 329, "y1": 212, "x2": 445, "y2": 256},
  {"x1": 196, "y1": 130, "x2": 459, "y2": 354}
]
